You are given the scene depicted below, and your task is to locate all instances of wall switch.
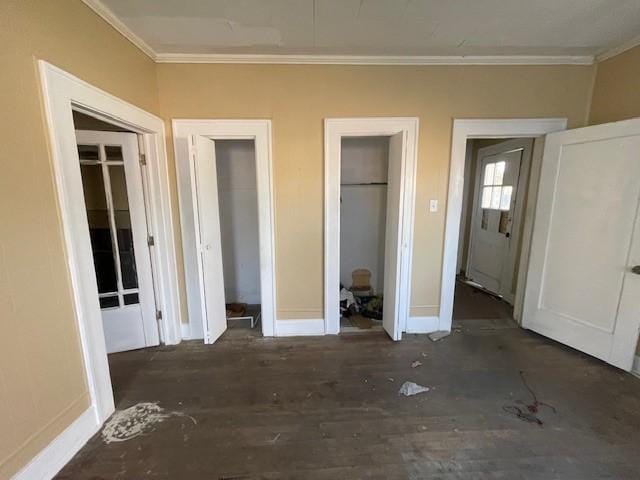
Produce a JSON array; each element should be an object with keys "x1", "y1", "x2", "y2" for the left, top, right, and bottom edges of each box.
[{"x1": 429, "y1": 199, "x2": 438, "y2": 213}]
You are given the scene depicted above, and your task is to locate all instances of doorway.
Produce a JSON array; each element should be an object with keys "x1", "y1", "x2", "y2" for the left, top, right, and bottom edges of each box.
[
  {"x1": 339, "y1": 136, "x2": 389, "y2": 332},
  {"x1": 173, "y1": 120, "x2": 276, "y2": 343},
  {"x1": 204, "y1": 139, "x2": 262, "y2": 338},
  {"x1": 454, "y1": 137, "x2": 533, "y2": 322},
  {"x1": 443, "y1": 118, "x2": 640, "y2": 372},
  {"x1": 39, "y1": 61, "x2": 181, "y2": 425},
  {"x1": 74, "y1": 112, "x2": 159, "y2": 353},
  {"x1": 440, "y1": 118, "x2": 567, "y2": 335},
  {"x1": 325, "y1": 118, "x2": 419, "y2": 340}
]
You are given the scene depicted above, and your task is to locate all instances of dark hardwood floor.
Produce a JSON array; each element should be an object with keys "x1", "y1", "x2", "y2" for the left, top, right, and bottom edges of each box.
[{"x1": 57, "y1": 320, "x2": 640, "y2": 479}]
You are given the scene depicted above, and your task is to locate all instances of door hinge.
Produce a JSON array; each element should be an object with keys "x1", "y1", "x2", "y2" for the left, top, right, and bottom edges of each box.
[
  {"x1": 139, "y1": 153, "x2": 147, "y2": 166},
  {"x1": 147, "y1": 235, "x2": 155, "y2": 247},
  {"x1": 156, "y1": 310, "x2": 163, "y2": 320}
]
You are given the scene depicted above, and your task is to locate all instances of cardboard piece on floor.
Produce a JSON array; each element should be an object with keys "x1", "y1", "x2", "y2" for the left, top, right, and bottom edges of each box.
[{"x1": 428, "y1": 330, "x2": 451, "y2": 342}]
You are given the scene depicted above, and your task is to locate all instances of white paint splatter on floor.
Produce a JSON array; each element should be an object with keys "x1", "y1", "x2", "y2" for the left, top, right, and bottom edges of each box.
[{"x1": 101, "y1": 402, "x2": 196, "y2": 444}]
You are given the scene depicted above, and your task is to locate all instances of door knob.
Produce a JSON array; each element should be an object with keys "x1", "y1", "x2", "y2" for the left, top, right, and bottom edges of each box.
[{"x1": 632, "y1": 265, "x2": 640, "y2": 275}]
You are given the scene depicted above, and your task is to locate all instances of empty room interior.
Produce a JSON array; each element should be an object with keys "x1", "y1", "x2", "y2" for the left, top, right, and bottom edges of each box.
[{"x1": 3, "y1": 1, "x2": 640, "y2": 479}]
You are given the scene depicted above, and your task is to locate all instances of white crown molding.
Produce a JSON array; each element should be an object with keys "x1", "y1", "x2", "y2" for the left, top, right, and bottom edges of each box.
[
  {"x1": 154, "y1": 53, "x2": 594, "y2": 65},
  {"x1": 80, "y1": 0, "x2": 156, "y2": 60},
  {"x1": 596, "y1": 33, "x2": 640, "y2": 62}
]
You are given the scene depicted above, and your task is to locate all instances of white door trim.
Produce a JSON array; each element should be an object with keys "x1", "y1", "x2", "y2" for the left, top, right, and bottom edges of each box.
[
  {"x1": 466, "y1": 138, "x2": 533, "y2": 303},
  {"x1": 441, "y1": 118, "x2": 567, "y2": 332},
  {"x1": 38, "y1": 61, "x2": 182, "y2": 426},
  {"x1": 324, "y1": 117, "x2": 419, "y2": 337},
  {"x1": 172, "y1": 120, "x2": 277, "y2": 338}
]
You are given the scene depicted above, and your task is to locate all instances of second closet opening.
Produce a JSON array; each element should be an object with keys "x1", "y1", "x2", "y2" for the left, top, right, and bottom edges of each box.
[
  {"x1": 216, "y1": 140, "x2": 261, "y2": 334},
  {"x1": 340, "y1": 136, "x2": 390, "y2": 332}
]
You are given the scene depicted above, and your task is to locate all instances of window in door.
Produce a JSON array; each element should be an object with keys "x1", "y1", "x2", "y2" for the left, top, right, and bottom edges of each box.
[
  {"x1": 79, "y1": 144, "x2": 140, "y2": 310},
  {"x1": 480, "y1": 160, "x2": 513, "y2": 211}
]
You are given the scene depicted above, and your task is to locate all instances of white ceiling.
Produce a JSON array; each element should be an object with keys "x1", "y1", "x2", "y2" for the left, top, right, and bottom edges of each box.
[{"x1": 96, "y1": 0, "x2": 640, "y2": 59}]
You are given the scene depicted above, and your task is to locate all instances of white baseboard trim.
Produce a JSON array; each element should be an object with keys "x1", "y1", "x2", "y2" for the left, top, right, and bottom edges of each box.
[
  {"x1": 276, "y1": 318, "x2": 325, "y2": 337},
  {"x1": 14, "y1": 406, "x2": 99, "y2": 480},
  {"x1": 405, "y1": 316, "x2": 440, "y2": 334},
  {"x1": 632, "y1": 355, "x2": 640, "y2": 379}
]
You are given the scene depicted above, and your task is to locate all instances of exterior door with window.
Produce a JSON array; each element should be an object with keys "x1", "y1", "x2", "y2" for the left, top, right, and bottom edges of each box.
[
  {"x1": 76, "y1": 130, "x2": 159, "y2": 353},
  {"x1": 467, "y1": 139, "x2": 531, "y2": 302}
]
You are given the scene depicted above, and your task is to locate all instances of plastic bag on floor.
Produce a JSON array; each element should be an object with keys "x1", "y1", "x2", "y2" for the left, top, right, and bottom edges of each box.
[{"x1": 398, "y1": 381, "x2": 430, "y2": 396}]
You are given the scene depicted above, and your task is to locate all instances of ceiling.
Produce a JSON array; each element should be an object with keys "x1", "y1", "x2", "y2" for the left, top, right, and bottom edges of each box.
[{"x1": 94, "y1": 0, "x2": 640, "y2": 61}]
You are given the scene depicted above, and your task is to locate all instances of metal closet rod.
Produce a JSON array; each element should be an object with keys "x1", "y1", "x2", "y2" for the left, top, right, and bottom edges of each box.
[{"x1": 340, "y1": 182, "x2": 388, "y2": 186}]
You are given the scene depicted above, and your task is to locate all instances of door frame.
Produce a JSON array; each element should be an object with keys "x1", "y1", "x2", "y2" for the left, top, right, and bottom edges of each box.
[
  {"x1": 38, "y1": 61, "x2": 182, "y2": 424},
  {"x1": 440, "y1": 118, "x2": 567, "y2": 332},
  {"x1": 324, "y1": 117, "x2": 419, "y2": 338},
  {"x1": 466, "y1": 137, "x2": 533, "y2": 303},
  {"x1": 172, "y1": 119, "x2": 276, "y2": 339}
]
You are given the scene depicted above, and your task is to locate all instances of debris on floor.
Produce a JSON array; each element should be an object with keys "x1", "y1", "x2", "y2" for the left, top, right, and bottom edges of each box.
[
  {"x1": 226, "y1": 302, "x2": 247, "y2": 318},
  {"x1": 339, "y1": 270, "x2": 384, "y2": 328},
  {"x1": 101, "y1": 402, "x2": 195, "y2": 443},
  {"x1": 502, "y1": 371, "x2": 556, "y2": 427},
  {"x1": 350, "y1": 314, "x2": 374, "y2": 329},
  {"x1": 411, "y1": 360, "x2": 422, "y2": 368},
  {"x1": 351, "y1": 268, "x2": 373, "y2": 297},
  {"x1": 340, "y1": 287, "x2": 358, "y2": 312},
  {"x1": 428, "y1": 330, "x2": 451, "y2": 342},
  {"x1": 359, "y1": 294, "x2": 383, "y2": 320},
  {"x1": 398, "y1": 381, "x2": 430, "y2": 396}
]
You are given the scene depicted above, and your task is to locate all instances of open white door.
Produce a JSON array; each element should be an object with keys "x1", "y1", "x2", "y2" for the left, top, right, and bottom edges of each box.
[
  {"x1": 76, "y1": 130, "x2": 158, "y2": 353},
  {"x1": 523, "y1": 118, "x2": 640, "y2": 371},
  {"x1": 190, "y1": 135, "x2": 227, "y2": 344},
  {"x1": 382, "y1": 132, "x2": 405, "y2": 340}
]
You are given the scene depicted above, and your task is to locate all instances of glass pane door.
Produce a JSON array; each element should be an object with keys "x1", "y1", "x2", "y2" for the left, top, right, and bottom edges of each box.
[{"x1": 78, "y1": 143, "x2": 141, "y2": 309}]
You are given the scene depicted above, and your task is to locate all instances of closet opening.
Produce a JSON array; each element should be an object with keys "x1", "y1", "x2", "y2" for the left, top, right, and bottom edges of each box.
[
  {"x1": 215, "y1": 140, "x2": 262, "y2": 337},
  {"x1": 340, "y1": 136, "x2": 390, "y2": 332}
]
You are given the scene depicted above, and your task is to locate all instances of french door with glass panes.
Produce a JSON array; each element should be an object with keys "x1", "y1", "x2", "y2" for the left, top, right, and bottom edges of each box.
[{"x1": 76, "y1": 130, "x2": 159, "y2": 353}]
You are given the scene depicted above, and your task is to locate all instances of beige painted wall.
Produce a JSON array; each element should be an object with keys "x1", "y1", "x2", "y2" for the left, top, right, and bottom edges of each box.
[
  {"x1": 590, "y1": 45, "x2": 640, "y2": 124},
  {"x1": 0, "y1": 1, "x2": 158, "y2": 477},
  {"x1": 157, "y1": 63, "x2": 595, "y2": 320}
]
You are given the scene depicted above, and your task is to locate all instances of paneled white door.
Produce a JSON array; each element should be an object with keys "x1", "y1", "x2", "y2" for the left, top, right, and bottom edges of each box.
[
  {"x1": 522, "y1": 119, "x2": 640, "y2": 371},
  {"x1": 190, "y1": 135, "x2": 227, "y2": 344},
  {"x1": 382, "y1": 132, "x2": 405, "y2": 341},
  {"x1": 76, "y1": 131, "x2": 158, "y2": 353},
  {"x1": 467, "y1": 139, "x2": 531, "y2": 303}
]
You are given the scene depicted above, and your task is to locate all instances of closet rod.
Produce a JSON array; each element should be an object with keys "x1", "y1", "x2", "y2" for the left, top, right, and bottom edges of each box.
[{"x1": 341, "y1": 182, "x2": 388, "y2": 186}]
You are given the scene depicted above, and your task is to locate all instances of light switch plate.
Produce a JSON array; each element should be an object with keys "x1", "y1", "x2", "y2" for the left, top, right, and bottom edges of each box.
[{"x1": 429, "y1": 199, "x2": 438, "y2": 213}]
